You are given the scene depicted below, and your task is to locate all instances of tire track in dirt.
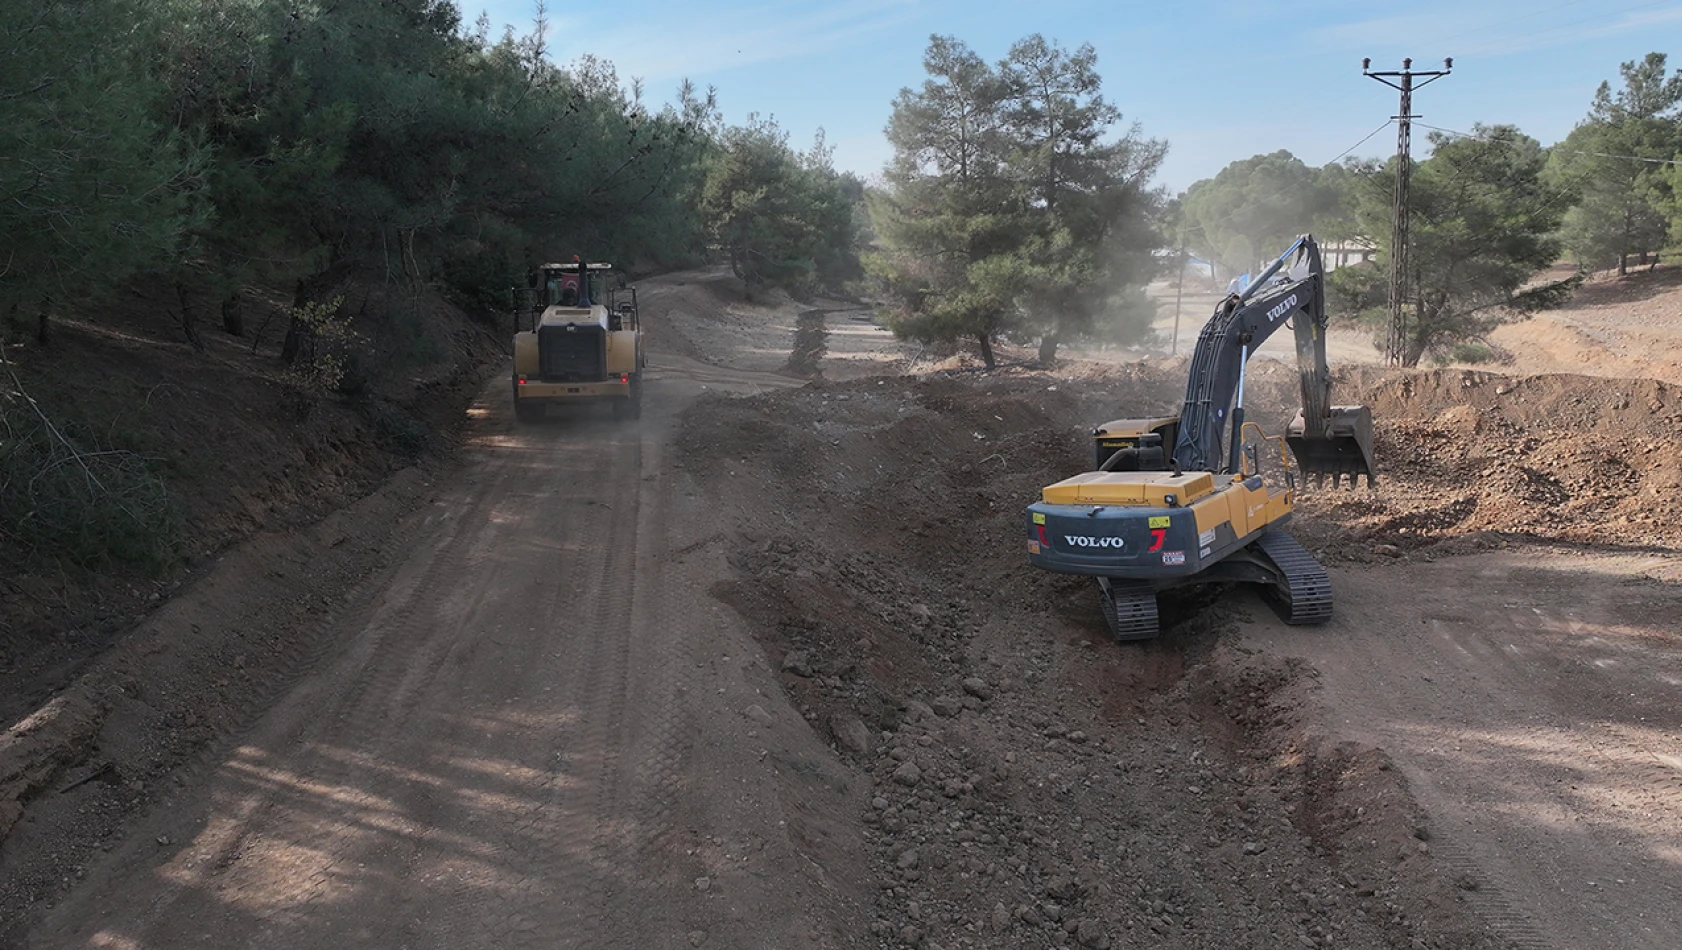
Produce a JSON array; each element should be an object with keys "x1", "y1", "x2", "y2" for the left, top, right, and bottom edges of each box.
[
  {"x1": 29, "y1": 488, "x2": 499, "y2": 945},
  {"x1": 1244, "y1": 552, "x2": 1682, "y2": 950},
  {"x1": 21, "y1": 275, "x2": 886, "y2": 950},
  {"x1": 23, "y1": 379, "x2": 676, "y2": 949},
  {"x1": 1403, "y1": 804, "x2": 1562, "y2": 950}
]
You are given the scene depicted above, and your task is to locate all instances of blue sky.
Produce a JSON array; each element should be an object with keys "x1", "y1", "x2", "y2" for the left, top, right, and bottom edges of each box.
[{"x1": 466, "y1": 0, "x2": 1682, "y2": 192}]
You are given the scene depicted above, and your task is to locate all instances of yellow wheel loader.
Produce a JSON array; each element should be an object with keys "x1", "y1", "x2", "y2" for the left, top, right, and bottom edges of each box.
[
  {"x1": 512, "y1": 258, "x2": 645, "y2": 422},
  {"x1": 1026, "y1": 235, "x2": 1375, "y2": 639}
]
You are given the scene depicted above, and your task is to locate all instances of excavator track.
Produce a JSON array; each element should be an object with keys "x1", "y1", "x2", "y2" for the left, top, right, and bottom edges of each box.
[
  {"x1": 1253, "y1": 529, "x2": 1332, "y2": 625},
  {"x1": 1098, "y1": 578, "x2": 1160, "y2": 641}
]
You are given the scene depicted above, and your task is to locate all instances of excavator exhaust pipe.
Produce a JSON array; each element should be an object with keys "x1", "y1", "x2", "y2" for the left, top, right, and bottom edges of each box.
[{"x1": 1287, "y1": 405, "x2": 1376, "y2": 489}]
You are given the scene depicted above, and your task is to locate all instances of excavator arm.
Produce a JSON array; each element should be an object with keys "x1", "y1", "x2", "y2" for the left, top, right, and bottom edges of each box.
[{"x1": 1173, "y1": 235, "x2": 1375, "y2": 487}]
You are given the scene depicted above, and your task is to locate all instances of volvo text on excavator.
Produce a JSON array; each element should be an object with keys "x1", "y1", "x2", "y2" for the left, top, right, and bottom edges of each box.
[{"x1": 1025, "y1": 234, "x2": 1375, "y2": 639}]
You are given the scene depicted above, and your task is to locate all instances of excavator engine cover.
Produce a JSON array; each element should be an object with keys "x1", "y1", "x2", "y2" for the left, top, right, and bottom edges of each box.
[{"x1": 1287, "y1": 405, "x2": 1376, "y2": 488}]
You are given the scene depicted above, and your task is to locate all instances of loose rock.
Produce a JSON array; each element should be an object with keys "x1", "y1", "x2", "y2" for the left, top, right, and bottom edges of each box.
[
  {"x1": 892, "y1": 761, "x2": 923, "y2": 787},
  {"x1": 781, "y1": 651, "x2": 813, "y2": 677},
  {"x1": 830, "y1": 714, "x2": 873, "y2": 754}
]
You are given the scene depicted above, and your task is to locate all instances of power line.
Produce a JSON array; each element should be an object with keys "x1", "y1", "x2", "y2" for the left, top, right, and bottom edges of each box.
[
  {"x1": 1329, "y1": 119, "x2": 1396, "y2": 164},
  {"x1": 1186, "y1": 119, "x2": 1397, "y2": 235},
  {"x1": 1415, "y1": 122, "x2": 1682, "y2": 166}
]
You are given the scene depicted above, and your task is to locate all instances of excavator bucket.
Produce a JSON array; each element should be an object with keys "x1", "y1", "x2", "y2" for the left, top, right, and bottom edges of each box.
[{"x1": 1287, "y1": 405, "x2": 1376, "y2": 488}]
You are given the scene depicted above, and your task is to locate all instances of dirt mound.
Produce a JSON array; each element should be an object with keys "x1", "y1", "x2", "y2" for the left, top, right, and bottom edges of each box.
[
  {"x1": 680, "y1": 370, "x2": 1505, "y2": 950},
  {"x1": 1295, "y1": 369, "x2": 1682, "y2": 560}
]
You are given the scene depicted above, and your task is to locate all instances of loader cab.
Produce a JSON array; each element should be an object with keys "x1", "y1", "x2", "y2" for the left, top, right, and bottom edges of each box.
[
  {"x1": 532, "y1": 262, "x2": 634, "y2": 313},
  {"x1": 541, "y1": 272, "x2": 582, "y2": 309}
]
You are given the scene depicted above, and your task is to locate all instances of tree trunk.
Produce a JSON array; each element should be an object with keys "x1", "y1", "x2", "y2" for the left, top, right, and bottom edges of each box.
[
  {"x1": 1618, "y1": 252, "x2": 1627, "y2": 276},
  {"x1": 975, "y1": 331, "x2": 996, "y2": 369},
  {"x1": 1037, "y1": 331, "x2": 1060, "y2": 365},
  {"x1": 729, "y1": 247, "x2": 754, "y2": 302},
  {"x1": 281, "y1": 314, "x2": 305, "y2": 364},
  {"x1": 176, "y1": 280, "x2": 205, "y2": 352},
  {"x1": 221, "y1": 291, "x2": 244, "y2": 336},
  {"x1": 1403, "y1": 325, "x2": 1429, "y2": 368},
  {"x1": 282, "y1": 279, "x2": 307, "y2": 364},
  {"x1": 35, "y1": 305, "x2": 49, "y2": 344}
]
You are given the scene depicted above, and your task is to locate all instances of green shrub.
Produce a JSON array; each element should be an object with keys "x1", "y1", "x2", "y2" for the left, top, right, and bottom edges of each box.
[
  {"x1": 1441, "y1": 340, "x2": 1498, "y2": 365},
  {"x1": 288, "y1": 296, "x2": 361, "y2": 396}
]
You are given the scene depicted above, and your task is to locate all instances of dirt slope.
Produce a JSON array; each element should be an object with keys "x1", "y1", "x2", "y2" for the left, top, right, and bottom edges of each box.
[
  {"x1": 1491, "y1": 265, "x2": 1682, "y2": 384},
  {"x1": 1251, "y1": 548, "x2": 1682, "y2": 950},
  {"x1": 1, "y1": 278, "x2": 502, "y2": 735},
  {"x1": 682, "y1": 373, "x2": 1503, "y2": 950}
]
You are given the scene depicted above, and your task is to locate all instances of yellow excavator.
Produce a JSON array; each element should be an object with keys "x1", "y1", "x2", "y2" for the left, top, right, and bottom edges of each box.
[{"x1": 1026, "y1": 235, "x2": 1375, "y2": 639}]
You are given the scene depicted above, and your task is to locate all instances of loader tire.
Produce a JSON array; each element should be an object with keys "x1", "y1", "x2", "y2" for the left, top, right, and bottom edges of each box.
[{"x1": 514, "y1": 392, "x2": 543, "y2": 424}]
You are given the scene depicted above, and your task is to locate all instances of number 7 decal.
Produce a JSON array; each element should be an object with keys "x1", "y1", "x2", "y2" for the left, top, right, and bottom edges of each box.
[{"x1": 1148, "y1": 528, "x2": 1166, "y2": 552}]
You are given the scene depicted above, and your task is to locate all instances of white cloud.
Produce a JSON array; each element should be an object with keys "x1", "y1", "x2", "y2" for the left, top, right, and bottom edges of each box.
[
  {"x1": 1310, "y1": 13, "x2": 1464, "y2": 51},
  {"x1": 1455, "y1": 6, "x2": 1682, "y2": 57}
]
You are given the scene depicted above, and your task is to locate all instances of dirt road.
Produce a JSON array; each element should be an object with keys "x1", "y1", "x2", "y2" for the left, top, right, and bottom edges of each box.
[
  {"x1": 1244, "y1": 549, "x2": 1682, "y2": 950},
  {"x1": 21, "y1": 333, "x2": 871, "y2": 947}
]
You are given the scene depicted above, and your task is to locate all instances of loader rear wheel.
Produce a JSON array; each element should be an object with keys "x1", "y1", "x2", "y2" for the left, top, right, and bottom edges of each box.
[{"x1": 513, "y1": 386, "x2": 543, "y2": 424}]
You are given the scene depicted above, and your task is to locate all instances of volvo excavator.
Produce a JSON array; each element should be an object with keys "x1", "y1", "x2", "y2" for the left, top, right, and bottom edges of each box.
[{"x1": 1026, "y1": 234, "x2": 1375, "y2": 639}]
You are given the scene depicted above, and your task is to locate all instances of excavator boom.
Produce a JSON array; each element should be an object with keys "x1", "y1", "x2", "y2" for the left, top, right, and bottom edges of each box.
[{"x1": 1174, "y1": 236, "x2": 1375, "y2": 486}]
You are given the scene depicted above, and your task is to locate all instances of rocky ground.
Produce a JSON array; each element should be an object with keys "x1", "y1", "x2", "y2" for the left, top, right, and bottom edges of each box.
[{"x1": 685, "y1": 370, "x2": 1520, "y2": 950}]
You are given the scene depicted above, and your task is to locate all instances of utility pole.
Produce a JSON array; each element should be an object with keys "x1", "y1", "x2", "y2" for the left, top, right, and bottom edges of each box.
[{"x1": 1363, "y1": 56, "x2": 1451, "y2": 366}]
